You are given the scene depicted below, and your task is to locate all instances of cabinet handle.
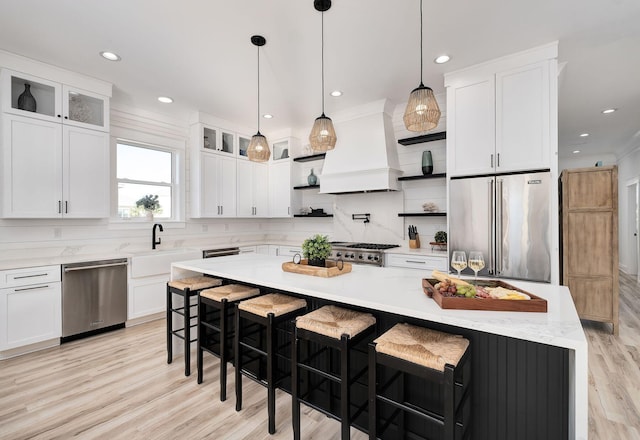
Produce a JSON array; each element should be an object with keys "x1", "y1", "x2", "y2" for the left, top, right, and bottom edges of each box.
[
  {"x1": 14, "y1": 273, "x2": 48, "y2": 280},
  {"x1": 65, "y1": 201, "x2": 68, "y2": 214},
  {"x1": 14, "y1": 285, "x2": 50, "y2": 292},
  {"x1": 405, "y1": 260, "x2": 426, "y2": 264},
  {"x1": 221, "y1": 206, "x2": 223, "y2": 215},
  {"x1": 64, "y1": 116, "x2": 68, "y2": 119},
  {"x1": 57, "y1": 114, "x2": 61, "y2": 118},
  {"x1": 288, "y1": 207, "x2": 290, "y2": 215},
  {"x1": 490, "y1": 154, "x2": 494, "y2": 168},
  {"x1": 58, "y1": 200, "x2": 62, "y2": 214},
  {"x1": 497, "y1": 153, "x2": 500, "y2": 167}
]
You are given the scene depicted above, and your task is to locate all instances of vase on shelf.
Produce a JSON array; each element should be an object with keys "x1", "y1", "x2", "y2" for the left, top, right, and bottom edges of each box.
[
  {"x1": 17, "y1": 84, "x2": 36, "y2": 112},
  {"x1": 421, "y1": 150, "x2": 433, "y2": 175},
  {"x1": 307, "y1": 168, "x2": 318, "y2": 185},
  {"x1": 145, "y1": 210, "x2": 154, "y2": 221}
]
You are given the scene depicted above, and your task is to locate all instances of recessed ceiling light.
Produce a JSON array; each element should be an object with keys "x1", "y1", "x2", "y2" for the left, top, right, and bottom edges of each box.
[
  {"x1": 100, "y1": 51, "x2": 121, "y2": 61},
  {"x1": 157, "y1": 96, "x2": 173, "y2": 104},
  {"x1": 263, "y1": 114, "x2": 273, "y2": 119},
  {"x1": 602, "y1": 108, "x2": 616, "y2": 114},
  {"x1": 434, "y1": 55, "x2": 450, "y2": 64},
  {"x1": 573, "y1": 150, "x2": 581, "y2": 154},
  {"x1": 580, "y1": 133, "x2": 589, "y2": 137},
  {"x1": 330, "y1": 90, "x2": 343, "y2": 97}
]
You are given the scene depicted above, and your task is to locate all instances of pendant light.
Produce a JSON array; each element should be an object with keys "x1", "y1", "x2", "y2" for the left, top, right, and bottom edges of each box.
[
  {"x1": 247, "y1": 35, "x2": 271, "y2": 162},
  {"x1": 403, "y1": 0, "x2": 441, "y2": 132},
  {"x1": 309, "y1": 0, "x2": 337, "y2": 152}
]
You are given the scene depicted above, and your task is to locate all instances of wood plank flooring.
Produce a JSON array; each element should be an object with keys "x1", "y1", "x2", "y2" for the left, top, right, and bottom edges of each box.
[{"x1": 0, "y1": 273, "x2": 638, "y2": 439}]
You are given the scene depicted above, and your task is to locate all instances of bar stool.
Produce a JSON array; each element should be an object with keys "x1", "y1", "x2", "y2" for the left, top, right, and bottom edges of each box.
[
  {"x1": 197, "y1": 283, "x2": 260, "y2": 401},
  {"x1": 234, "y1": 293, "x2": 307, "y2": 434},
  {"x1": 292, "y1": 305, "x2": 377, "y2": 440},
  {"x1": 368, "y1": 323, "x2": 471, "y2": 440},
  {"x1": 167, "y1": 276, "x2": 222, "y2": 376}
]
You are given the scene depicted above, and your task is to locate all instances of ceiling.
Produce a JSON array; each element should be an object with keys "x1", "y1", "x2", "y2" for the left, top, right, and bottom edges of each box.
[{"x1": 1, "y1": 0, "x2": 639, "y2": 158}]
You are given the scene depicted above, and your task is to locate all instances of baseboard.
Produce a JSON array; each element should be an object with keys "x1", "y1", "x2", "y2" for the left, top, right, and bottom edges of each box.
[{"x1": 0, "y1": 338, "x2": 60, "y2": 360}]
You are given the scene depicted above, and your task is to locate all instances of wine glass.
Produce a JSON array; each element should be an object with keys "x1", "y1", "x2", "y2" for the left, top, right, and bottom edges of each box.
[
  {"x1": 468, "y1": 251, "x2": 485, "y2": 283},
  {"x1": 451, "y1": 251, "x2": 467, "y2": 279}
]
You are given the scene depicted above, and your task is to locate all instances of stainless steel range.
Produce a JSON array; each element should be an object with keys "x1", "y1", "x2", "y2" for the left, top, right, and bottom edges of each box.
[{"x1": 329, "y1": 242, "x2": 400, "y2": 267}]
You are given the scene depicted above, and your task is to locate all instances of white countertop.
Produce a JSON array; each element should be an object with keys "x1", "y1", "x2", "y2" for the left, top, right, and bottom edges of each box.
[
  {"x1": 384, "y1": 245, "x2": 448, "y2": 257},
  {"x1": 171, "y1": 254, "x2": 586, "y2": 351}
]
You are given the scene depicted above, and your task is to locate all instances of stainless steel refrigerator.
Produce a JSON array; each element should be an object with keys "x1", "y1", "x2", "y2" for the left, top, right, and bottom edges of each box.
[{"x1": 449, "y1": 170, "x2": 551, "y2": 282}]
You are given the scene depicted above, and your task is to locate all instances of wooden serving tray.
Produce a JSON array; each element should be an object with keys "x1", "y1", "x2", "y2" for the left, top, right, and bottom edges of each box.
[
  {"x1": 422, "y1": 278, "x2": 547, "y2": 312},
  {"x1": 282, "y1": 260, "x2": 352, "y2": 278}
]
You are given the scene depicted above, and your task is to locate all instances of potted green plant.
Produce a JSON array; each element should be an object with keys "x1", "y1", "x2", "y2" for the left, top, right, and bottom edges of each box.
[
  {"x1": 136, "y1": 194, "x2": 160, "y2": 220},
  {"x1": 434, "y1": 230, "x2": 447, "y2": 244},
  {"x1": 302, "y1": 234, "x2": 332, "y2": 267}
]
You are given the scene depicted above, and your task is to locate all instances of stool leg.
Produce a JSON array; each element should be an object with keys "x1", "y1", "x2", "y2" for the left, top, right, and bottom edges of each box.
[
  {"x1": 444, "y1": 365, "x2": 455, "y2": 440},
  {"x1": 340, "y1": 334, "x2": 350, "y2": 440},
  {"x1": 197, "y1": 294, "x2": 204, "y2": 384},
  {"x1": 166, "y1": 285, "x2": 172, "y2": 364},
  {"x1": 292, "y1": 327, "x2": 301, "y2": 440},
  {"x1": 184, "y1": 288, "x2": 191, "y2": 376},
  {"x1": 368, "y1": 343, "x2": 377, "y2": 440},
  {"x1": 267, "y1": 313, "x2": 276, "y2": 434},
  {"x1": 235, "y1": 307, "x2": 243, "y2": 411},
  {"x1": 220, "y1": 299, "x2": 228, "y2": 401}
]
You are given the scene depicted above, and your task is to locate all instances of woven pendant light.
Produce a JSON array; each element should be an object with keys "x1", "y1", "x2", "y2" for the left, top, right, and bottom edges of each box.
[
  {"x1": 309, "y1": 0, "x2": 337, "y2": 152},
  {"x1": 403, "y1": 0, "x2": 441, "y2": 132},
  {"x1": 247, "y1": 35, "x2": 271, "y2": 162}
]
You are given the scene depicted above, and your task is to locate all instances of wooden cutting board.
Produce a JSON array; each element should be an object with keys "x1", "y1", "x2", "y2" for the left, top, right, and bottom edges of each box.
[{"x1": 282, "y1": 260, "x2": 352, "y2": 277}]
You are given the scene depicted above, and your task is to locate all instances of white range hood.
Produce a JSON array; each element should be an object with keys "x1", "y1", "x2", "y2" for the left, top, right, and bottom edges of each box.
[{"x1": 319, "y1": 99, "x2": 402, "y2": 194}]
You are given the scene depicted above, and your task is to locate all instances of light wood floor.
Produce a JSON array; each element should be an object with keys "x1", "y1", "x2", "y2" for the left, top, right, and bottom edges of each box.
[{"x1": 0, "y1": 274, "x2": 638, "y2": 440}]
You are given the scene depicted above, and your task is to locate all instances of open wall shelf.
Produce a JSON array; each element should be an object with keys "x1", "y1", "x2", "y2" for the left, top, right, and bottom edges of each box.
[
  {"x1": 293, "y1": 153, "x2": 326, "y2": 162},
  {"x1": 293, "y1": 184, "x2": 320, "y2": 190},
  {"x1": 398, "y1": 212, "x2": 447, "y2": 217},
  {"x1": 398, "y1": 173, "x2": 446, "y2": 181},
  {"x1": 398, "y1": 131, "x2": 446, "y2": 145},
  {"x1": 293, "y1": 214, "x2": 333, "y2": 218}
]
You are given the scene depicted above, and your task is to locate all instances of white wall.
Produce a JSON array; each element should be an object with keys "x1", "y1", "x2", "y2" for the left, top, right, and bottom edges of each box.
[
  {"x1": 616, "y1": 146, "x2": 640, "y2": 275},
  {"x1": 558, "y1": 153, "x2": 617, "y2": 172}
]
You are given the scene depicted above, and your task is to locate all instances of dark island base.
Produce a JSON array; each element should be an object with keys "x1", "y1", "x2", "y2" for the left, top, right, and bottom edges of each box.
[{"x1": 209, "y1": 278, "x2": 569, "y2": 440}]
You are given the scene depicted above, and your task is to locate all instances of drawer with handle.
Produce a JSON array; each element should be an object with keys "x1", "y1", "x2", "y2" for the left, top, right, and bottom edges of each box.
[
  {"x1": 386, "y1": 254, "x2": 448, "y2": 271},
  {"x1": 0, "y1": 265, "x2": 60, "y2": 289}
]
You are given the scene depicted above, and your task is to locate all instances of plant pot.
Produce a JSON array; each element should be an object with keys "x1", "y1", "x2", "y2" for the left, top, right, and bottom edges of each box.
[
  {"x1": 145, "y1": 210, "x2": 154, "y2": 221},
  {"x1": 308, "y1": 258, "x2": 326, "y2": 267}
]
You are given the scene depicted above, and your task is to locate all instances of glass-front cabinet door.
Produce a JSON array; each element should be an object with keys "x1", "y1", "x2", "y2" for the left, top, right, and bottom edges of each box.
[
  {"x1": 1, "y1": 69, "x2": 61, "y2": 122},
  {"x1": 200, "y1": 125, "x2": 235, "y2": 156},
  {"x1": 238, "y1": 134, "x2": 251, "y2": 158},
  {"x1": 272, "y1": 139, "x2": 290, "y2": 161},
  {"x1": 62, "y1": 86, "x2": 109, "y2": 132}
]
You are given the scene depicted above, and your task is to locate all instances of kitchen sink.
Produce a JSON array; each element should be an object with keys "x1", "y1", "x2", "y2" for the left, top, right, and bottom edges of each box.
[{"x1": 129, "y1": 248, "x2": 202, "y2": 278}]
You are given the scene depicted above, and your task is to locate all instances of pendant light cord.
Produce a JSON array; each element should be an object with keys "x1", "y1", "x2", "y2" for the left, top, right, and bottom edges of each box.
[
  {"x1": 420, "y1": 0, "x2": 424, "y2": 86},
  {"x1": 257, "y1": 43, "x2": 261, "y2": 133},
  {"x1": 321, "y1": 9, "x2": 325, "y2": 115}
]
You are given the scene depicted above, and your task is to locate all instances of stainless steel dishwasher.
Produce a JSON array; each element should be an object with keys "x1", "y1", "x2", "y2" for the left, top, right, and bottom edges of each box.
[{"x1": 61, "y1": 258, "x2": 128, "y2": 341}]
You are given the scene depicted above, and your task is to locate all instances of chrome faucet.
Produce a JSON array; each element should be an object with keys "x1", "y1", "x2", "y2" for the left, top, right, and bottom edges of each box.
[{"x1": 152, "y1": 223, "x2": 163, "y2": 249}]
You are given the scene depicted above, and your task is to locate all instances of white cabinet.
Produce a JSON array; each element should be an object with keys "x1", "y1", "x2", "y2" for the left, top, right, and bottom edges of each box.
[
  {"x1": 2, "y1": 114, "x2": 109, "y2": 218},
  {"x1": 257, "y1": 245, "x2": 270, "y2": 255},
  {"x1": 269, "y1": 161, "x2": 294, "y2": 217},
  {"x1": 278, "y1": 245, "x2": 303, "y2": 257},
  {"x1": 445, "y1": 44, "x2": 556, "y2": 177},
  {"x1": 237, "y1": 161, "x2": 269, "y2": 217},
  {"x1": 193, "y1": 152, "x2": 237, "y2": 217},
  {"x1": 385, "y1": 253, "x2": 448, "y2": 271},
  {"x1": 2, "y1": 69, "x2": 109, "y2": 132},
  {"x1": 0, "y1": 265, "x2": 61, "y2": 354},
  {"x1": 239, "y1": 246, "x2": 257, "y2": 254}
]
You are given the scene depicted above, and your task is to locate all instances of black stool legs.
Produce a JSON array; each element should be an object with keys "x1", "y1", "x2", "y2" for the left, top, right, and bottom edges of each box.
[{"x1": 166, "y1": 285, "x2": 196, "y2": 376}]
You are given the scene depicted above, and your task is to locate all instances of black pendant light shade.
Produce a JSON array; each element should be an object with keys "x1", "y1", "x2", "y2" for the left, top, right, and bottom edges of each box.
[
  {"x1": 247, "y1": 35, "x2": 271, "y2": 162},
  {"x1": 403, "y1": 0, "x2": 441, "y2": 132},
  {"x1": 309, "y1": 0, "x2": 337, "y2": 152}
]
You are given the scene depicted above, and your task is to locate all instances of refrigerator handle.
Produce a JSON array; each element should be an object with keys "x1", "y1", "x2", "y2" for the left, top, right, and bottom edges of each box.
[
  {"x1": 489, "y1": 179, "x2": 495, "y2": 274},
  {"x1": 497, "y1": 179, "x2": 504, "y2": 274}
]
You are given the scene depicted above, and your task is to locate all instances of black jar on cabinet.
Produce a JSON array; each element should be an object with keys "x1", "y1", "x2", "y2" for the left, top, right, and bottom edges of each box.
[{"x1": 17, "y1": 83, "x2": 37, "y2": 112}]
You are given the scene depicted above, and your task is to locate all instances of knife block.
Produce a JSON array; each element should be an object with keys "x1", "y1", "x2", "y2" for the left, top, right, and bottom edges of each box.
[{"x1": 409, "y1": 235, "x2": 420, "y2": 249}]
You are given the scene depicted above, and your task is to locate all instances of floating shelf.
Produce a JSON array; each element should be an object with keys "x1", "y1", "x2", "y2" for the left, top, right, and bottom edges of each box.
[
  {"x1": 398, "y1": 131, "x2": 446, "y2": 145},
  {"x1": 398, "y1": 173, "x2": 446, "y2": 181},
  {"x1": 293, "y1": 214, "x2": 333, "y2": 218},
  {"x1": 293, "y1": 153, "x2": 326, "y2": 162},
  {"x1": 293, "y1": 184, "x2": 320, "y2": 190},
  {"x1": 398, "y1": 212, "x2": 447, "y2": 217}
]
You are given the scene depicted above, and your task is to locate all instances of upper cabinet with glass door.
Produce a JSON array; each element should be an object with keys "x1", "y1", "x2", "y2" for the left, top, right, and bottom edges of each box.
[
  {"x1": 200, "y1": 124, "x2": 236, "y2": 156},
  {"x1": 1, "y1": 69, "x2": 109, "y2": 132}
]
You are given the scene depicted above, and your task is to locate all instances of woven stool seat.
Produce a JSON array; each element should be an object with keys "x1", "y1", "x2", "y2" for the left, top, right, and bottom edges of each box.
[
  {"x1": 374, "y1": 323, "x2": 469, "y2": 371},
  {"x1": 201, "y1": 284, "x2": 260, "y2": 303},
  {"x1": 295, "y1": 305, "x2": 375, "y2": 340},
  {"x1": 239, "y1": 293, "x2": 306, "y2": 318},
  {"x1": 168, "y1": 276, "x2": 221, "y2": 291}
]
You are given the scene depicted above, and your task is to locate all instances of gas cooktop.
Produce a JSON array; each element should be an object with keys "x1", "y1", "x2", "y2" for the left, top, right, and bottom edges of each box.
[
  {"x1": 329, "y1": 242, "x2": 400, "y2": 266},
  {"x1": 330, "y1": 242, "x2": 400, "y2": 250}
]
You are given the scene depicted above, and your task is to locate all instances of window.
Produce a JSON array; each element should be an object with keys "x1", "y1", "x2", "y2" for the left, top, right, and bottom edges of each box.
[{"x1": 116, "y1": 142, "x2": 175, "y2": 219}]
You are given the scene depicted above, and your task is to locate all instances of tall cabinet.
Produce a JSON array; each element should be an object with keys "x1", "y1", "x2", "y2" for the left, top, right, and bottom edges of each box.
[{"x1": 560, "y1": 166, "x2": 619, "y2": 334}]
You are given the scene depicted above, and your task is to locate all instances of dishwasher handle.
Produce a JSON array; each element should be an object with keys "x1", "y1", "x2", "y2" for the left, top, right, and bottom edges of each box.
[{"x1": 63, "y1": 262, "x2": 128, "y2": 272}]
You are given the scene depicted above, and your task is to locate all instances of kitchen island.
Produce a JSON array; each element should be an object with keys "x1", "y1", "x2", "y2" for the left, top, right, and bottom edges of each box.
[{"x1": 172, "y1": 254, "x2": 587, "y2": 440}]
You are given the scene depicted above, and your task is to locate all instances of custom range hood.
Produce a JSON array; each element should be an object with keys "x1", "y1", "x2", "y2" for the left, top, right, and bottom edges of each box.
[{"x1": 319, "y1": 99, "x2": 402, "y2": 194}]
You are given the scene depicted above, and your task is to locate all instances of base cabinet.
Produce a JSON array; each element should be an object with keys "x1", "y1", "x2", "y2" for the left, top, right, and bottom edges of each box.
[
  {"x1": 560, "y1": 166, "x2": 619, "y2": 334},
  {"x1": 128, "y1": 275, "x2": 167, "y2": 321},
  {"x1": 0, "y1": 265, "x2": 61, "y2": 354},
  {"x1": 385, "y1": 253, "x2": 448, "y2": 271}
]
